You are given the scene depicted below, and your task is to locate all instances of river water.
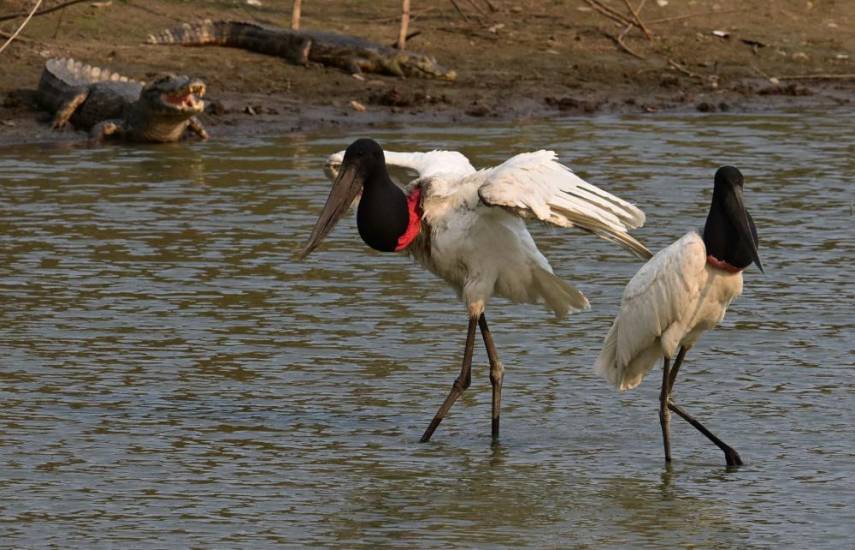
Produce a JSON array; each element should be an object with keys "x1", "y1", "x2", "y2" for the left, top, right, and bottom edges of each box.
[{"x1": 1, "y1": 110, "x2": 852, "y2": 547}]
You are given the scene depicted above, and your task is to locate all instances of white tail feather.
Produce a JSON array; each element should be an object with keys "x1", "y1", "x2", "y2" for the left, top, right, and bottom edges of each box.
[
  {"x1": 594, "y1": 320, "x2": 662, "y2": 391},
  {"x1": 594, "y1": 321, "x2": 620, "y2": 385},
  {"x1": 532, "y1": 267, "x2": 589, "y2": 320}
]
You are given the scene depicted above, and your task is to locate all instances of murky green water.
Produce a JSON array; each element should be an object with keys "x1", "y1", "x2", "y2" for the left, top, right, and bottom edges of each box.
[{"x1": 1, "y1": 110, "x2": 853, "y2": 547}]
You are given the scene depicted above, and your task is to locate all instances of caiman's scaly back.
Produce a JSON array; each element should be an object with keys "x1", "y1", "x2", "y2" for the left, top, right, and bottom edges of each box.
[
  {"x1": 148, "y1": 19, "x2": 457, "y2": 80},
  {"x1": 36, "y1": 58, "x2": 208, "y2": 143},
  {"x1": 38, "y1": 58, "x2": 142, "y2": 121}
]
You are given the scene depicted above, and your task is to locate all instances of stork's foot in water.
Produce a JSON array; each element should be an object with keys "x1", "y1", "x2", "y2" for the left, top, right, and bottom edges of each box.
[
  {"x1": 420, "y1": 317, "x2": 477, "y2": 443},
  {"x1": 667, "y1": 401, "x2": 743, "y2": 467},
  {"x1": 724, "y1": 448, "x2": 744, "y2": 467}
]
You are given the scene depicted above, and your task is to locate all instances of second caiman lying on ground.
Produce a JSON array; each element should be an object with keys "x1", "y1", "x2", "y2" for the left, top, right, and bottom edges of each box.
[
  {"x1": 37, "y1": 58, "x2": 208, "y2": 142},
  {"x1": 147, "y1": 20, "x2": 457, "y2": 81}
]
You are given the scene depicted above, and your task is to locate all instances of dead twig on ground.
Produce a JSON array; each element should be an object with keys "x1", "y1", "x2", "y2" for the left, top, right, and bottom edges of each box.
[
  {"x1": 0, "y1": 29, "x2": 38, "y2": 44},
  {"x1": 588, "y1": 0, "x2": 653, "y2": 54},
  {"x1": 776, "y1": 74, "x2": 855, "y2": 80},
  {"x1": 602, "y1": 26, "x2": 645, "y2": 60},
  {"x1": 450, "y1": 0, "x2": 470, "y2": 22},
  {"x1": 465, "y1": 0, "x2": 487, "y2": 16},
  {"x1": 647, "y1": 8, "x2": 750, "y2": 25},
  {"x1": 52, "y1": 1, "x2": 67, "y2": 39},
  {"x1": 667, "y1": 59, "x2": 702, "y2": 79},
  {"x1": 0, "y1": 0, "x2": 42, "y2": 55},
  {"x1": 618, "y1": 24, "x2": 644, "y2": 58},
  {"x1": 667, "y1": 58, "x2": 718, "y2": 87},
  {"x1": 622, "y1": 0, "x2": 652, "y2": 40},
  {"x1": 585, "y1": 0, "x2": 634, "y2": 28},
  {"x1": 481, "y1": 0, "x2": 499, "y2": 12},
  {"x1": 751, "y1": 64, "x2": 773, "y2": 80},
  {"x1": 0, "y1": 0, "x2": 86, "y2": 23},
  {"x1": 377, "y1": 6, "x2": 435, "y2": 24}
]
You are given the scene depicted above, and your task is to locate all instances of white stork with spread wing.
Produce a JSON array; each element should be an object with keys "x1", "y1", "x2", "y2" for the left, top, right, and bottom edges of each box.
[{"x1": 300, "y1": 138, "x2": 651, "y2": 442}]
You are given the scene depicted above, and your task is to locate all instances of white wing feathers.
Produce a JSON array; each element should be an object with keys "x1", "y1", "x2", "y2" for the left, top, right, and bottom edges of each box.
[
  {"x1": 595, "y1": 232, "x2": 707, "y2": 390},
  {"x1": 476, "y1": 151, "x2": 651, "y2": 259},
  {"x1": 324, "y1": 149, "x2": 475, "y2": 182},
  {"x1": 383, "y1": 150, "x2": 476, "y2": 179},
  {"x1": 324, "y1": 148, "x2": 649, "y2": 257}
]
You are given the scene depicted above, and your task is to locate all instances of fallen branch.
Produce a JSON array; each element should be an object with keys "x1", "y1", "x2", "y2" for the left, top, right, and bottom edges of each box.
[
  {"x1": 775, "y1": 73, "x2": 855, "y2": 81},
  {"x1": 602, "y1": 26, "x2": 645, "y2": 60},
  {"x1": 52, "y1": 0, "x2": 67, "y2": 38},
  {"x1": 618, "y1": 24, "x2": 644, "y2": 57},
  {"x1": 0, "y1": 0, "x2": 87, "y2": 23},
  {"x1": 376, "y1": 6, "x2": 436, "y2": 24},
  {"x1": 585, "y1": 0, "x2": 634, "y2": 28},
  {"x1": 0, "y1": 0, "x2": 42, "y2": 54},
  {"x1": 667, "y1": 58, "x2": 718, "y2": 87},
  {"x1": 668, "y1": 59, "x2": 704, "y2": 79},
  {"x1": 647, "y1": 8, "x2": 750, "y2": 25},
  {"x1": 623, "y1": 0, "x2": 652, "y2": 40},
  {"x1": 449, "y1": 0, "x2": 470, "y2": 22},
  {"x1": 0, "y1": 29, "x2": 35, "y2": 42},
  {"x1": 465, "y1": 0, "x2": 486, "y2": 16}
]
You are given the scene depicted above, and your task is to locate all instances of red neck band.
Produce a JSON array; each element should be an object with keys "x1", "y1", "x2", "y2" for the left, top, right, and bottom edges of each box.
[
  {"x1": 395, "y1": 187, "x2": 422, "y2": 251},
  {"x1": 706, "y1": 254, "x2": 743, "y2": 273}
]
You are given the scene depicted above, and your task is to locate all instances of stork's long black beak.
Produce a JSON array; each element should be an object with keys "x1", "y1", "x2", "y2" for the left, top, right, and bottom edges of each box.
[
  {"x1": 297, "y1": 162, "x2": 363, "y2": 260},
  {"x1": 725, "y1": 185, "x2": 764, "y2": 273}
]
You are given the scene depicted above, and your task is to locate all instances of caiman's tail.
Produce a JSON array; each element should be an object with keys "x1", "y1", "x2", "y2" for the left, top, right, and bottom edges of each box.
[
  {"x1": 147, "y1": 20, "x2": 310, "y2": 64},
  {"x1": 147, "y1": 19, "x2": 237, "y2": 47}
]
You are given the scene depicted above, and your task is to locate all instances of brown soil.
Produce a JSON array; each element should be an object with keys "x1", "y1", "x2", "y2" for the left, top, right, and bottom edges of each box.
[{"x1": 0, "y1": 0, "x2": 852, "y2": 144}]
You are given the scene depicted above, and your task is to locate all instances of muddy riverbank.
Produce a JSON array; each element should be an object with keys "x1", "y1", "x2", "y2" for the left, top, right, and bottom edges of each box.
[{"x1": 0, "y1": 0, "x2": 852, "y2": 144}]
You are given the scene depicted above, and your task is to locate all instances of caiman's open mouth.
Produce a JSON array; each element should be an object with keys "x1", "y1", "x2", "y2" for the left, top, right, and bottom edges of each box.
[{"x1": 161, "y1": 82, "x2": 206, "y2": 112}]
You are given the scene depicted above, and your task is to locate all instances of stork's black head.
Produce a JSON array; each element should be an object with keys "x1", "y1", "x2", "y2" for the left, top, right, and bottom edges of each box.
[
  {"x1": 343, "y1": 138, "x2": 385, "y2": 169},
  {"x1": 298, "y1": 138, "x2": 395, "y2": 259},
  {"x1": 714, "y1": 165, "x2": 744, "y2": 191},
  {"x1": 704, "y1": 166, "x2": 763, "y2": 273}
]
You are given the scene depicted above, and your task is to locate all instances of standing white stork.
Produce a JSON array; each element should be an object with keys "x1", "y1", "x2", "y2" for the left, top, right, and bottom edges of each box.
[
  {"x1": 595, "y1": 166, "x2": 763, "y2": 466},
  {"x1": 299, "y1": 138, "x2": 652, "y2": 442}
]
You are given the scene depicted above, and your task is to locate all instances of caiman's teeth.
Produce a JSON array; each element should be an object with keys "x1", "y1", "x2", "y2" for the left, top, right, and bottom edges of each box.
[{"x1": 90, "y1": 66, "x2": 101, "y2": 79}]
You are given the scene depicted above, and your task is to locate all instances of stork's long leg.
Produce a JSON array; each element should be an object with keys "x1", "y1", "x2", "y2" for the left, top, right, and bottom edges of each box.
[
  {"x1": 665, "y1": 346, "x2": 743, "y2": 467},
  {"x1": 660, "y1": 356, "x2": 672, "y2": 462},
  {"x1": 667, "y1": 346, "x2": 688, "y2": 393},
  {"x1": 478, "y1": 314, "x2": 504, "y2": 441},
  {"x1": 420, "y1": 317, "x2": 478, "y2": 442},
  {"x1": 659, "y1": 346, "x2": 688, "y2": 462}
]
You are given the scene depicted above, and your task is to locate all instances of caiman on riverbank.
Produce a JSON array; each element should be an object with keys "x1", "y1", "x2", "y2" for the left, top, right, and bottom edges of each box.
[
  {"x1": 37, "y1": 58, "x2": 208, "y2": 142},
  {"x1": 147, "y1": 20, "x2": 457, "y2": 81}
]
